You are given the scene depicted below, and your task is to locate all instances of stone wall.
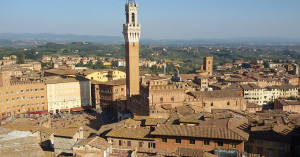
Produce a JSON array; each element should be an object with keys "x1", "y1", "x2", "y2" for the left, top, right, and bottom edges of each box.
[{"x1": 54, "y1": 132, "x2": 79, "y2": 155}]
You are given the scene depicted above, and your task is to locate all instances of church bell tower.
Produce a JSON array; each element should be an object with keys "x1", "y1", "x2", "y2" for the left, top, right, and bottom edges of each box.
[{"x1": 123, "y1": 0, "x2": 141, "y2": 99}]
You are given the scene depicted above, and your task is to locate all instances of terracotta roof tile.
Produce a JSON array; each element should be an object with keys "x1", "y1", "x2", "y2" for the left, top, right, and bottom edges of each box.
[
  {"x1": 106, "y1": 127, "x2": 153, "y2": 140},
  {"x1": 54, "y1": 128, "x2": 78, "y2": 138},
  {"x1": 190, "y1": 90, "x2": 241, "y2": 99},
  {"x1": 73, "y1": 136, "x2": 111, "y2": 150},
  {"x1": 151, "y1": 123, "x2": 248, "y2": 141},
  {"x1": 92, "y1": 78, "x2": 126, "y2": 86}
]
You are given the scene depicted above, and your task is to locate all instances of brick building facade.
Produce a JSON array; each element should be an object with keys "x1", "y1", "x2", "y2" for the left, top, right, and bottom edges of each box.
[
  {"x1": 91, "y1": 79, "x2": 126, "y2": 110},
  {"x1": 0, "y1": 70, "x2": 47, "y2": 118}
]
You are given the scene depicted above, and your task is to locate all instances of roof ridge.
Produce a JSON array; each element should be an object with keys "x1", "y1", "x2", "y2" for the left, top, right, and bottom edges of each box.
[
  {"x1": 227, "y1": 119, "x2": 249, "y2": 141},
  {"x1": 88, "y1": 136, "x2": 98, "y2": 145}
]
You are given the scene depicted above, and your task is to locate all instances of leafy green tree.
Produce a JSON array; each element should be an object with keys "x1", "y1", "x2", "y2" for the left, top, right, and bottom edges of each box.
[
  {"x1": 17, "y1": 54, "x2": 25, "y2": 64},
  {"x1": 75, "y1": 63, "x2": 85, "y2": 67}
]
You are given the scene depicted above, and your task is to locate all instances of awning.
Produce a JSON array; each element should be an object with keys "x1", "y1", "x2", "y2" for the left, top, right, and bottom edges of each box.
[
  {"x1": 27, "y1": 110, "x2": 48, "y2": 115},
  {"x1": 49, "y1": 110, "x2": 54, "y2": 113},
  {"x1": 60, "y1": 109, "x2": 69, "y2": 112},
  {"x1": 83, "y1": 106, "x2": 92, "y2": 110},
  {"x1": 71, "y1": 106, "x2": 92, "y2": 112},
  {"x1": 71, "y1": 107, "x2": 84, "y2": 112}
]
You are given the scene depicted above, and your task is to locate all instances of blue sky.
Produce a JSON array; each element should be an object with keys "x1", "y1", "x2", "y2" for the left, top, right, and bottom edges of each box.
[{"x1": 0, "y1": 0, "x2": 300, "y2": 39}]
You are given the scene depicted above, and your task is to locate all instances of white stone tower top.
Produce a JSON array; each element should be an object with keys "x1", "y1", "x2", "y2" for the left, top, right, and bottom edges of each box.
[{"x1": 123, "y1": 1, "x2": 141, "y2": 43}]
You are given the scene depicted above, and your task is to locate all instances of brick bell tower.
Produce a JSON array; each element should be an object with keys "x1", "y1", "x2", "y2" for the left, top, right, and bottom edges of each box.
[{"x1": 123, "y1": 0, "x2": 141, "y2": 101}]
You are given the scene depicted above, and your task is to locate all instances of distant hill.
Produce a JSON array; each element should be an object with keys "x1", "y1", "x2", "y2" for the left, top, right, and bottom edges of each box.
[
  {"x1": 0, "y1": 33, "x2": 300, "y2": 47},
  {"x1": 0, "y1": 33, "x2": 124, "y2": 44}
]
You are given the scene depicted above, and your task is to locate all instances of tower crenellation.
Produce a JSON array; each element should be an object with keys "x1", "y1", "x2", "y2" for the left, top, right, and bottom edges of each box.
[
  {"x1": 124, "y1": 0, "x2": 141, "y2": 100},
  {"x1": 123, "y1": 3, "x2": 141, "y2": 43}
]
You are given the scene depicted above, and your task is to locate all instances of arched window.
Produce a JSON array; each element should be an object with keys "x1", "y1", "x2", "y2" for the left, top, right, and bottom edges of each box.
[
  {"x1": 132, "y1": 13, "x2": 135, "y2": 23},
  {"x1": 227, "y1": 102, "x2": 230, "y2": 105}
]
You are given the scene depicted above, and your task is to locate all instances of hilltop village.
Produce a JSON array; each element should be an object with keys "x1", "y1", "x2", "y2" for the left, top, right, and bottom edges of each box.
[{"x1": 1, "y1": 1, "x2": 300, "y2": 157}]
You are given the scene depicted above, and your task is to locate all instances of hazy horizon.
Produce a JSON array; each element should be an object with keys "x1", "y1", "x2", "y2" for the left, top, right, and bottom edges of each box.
[{"x1": 1, "y1": 0, "x2": 300, "y2": 40}]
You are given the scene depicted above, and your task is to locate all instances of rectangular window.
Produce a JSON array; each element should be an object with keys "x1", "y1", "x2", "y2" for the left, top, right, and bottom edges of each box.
[
  {"x1": 160, "y1": 98, "x2": 163, "y2": 103},
  {"x1": 246, "y1": 146, "x2": 252, "y2": 153},
  {"x1": 279, "y1": 151, "x2": 286, "y2": 157},
  {"x1": 268, "y1": 149, "x2": 274, "y2": 157},
  {"x1": 127, "y1": 141, "x2": 131, "y2": 147},
  {"x1": 230, "y1": 143, "x2": 237, "y2": 148},
  {"x1": 204, "y1": 140, "x2": 210, "y2": 146},
  {"x1": 257, "y1": 140, "x2": 263, "y2": 145},
  {"x1": 162, "y1": 138, "x2": 167, "y2": 143},
  {"x1": 189, "y1": 140, "x2": 195, "y2": 145},
  {"x1": 175, "y1": 139, "x2": 181, "y2": 144},
  {"x1": 119, "y1": 140, "x2": 122, "y2": 146},
  {"x1": 217, "y1": 142, "x2": 223, "y2": 147},
  {"x1": 257, "y1": 147, "x2": 263, "y2": 156},
  {"x1": 139, "y1": 142, "x2": 143, "y2": 148},
  {"x1": 279, "y1": 143, "x2": 285, "y2": 148},
  {"x1": 148, "y1": 142, "x2": 156, "y2": 148}
]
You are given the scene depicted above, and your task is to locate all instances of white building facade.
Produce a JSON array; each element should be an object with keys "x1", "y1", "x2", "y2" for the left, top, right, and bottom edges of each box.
[{"x1": 46, "y1": 77, "x2": 91, "y2": 113}]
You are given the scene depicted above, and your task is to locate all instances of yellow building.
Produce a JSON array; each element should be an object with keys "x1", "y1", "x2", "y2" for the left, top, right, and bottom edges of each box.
[
  {"x1": 103, "y1": 62, "x2": 112, "y2": 68},
  {"x1": 80, "y1": 69, "x2": 126, "y2": 82},
  {"x1": 45, "y1": 76, "x2": 91, "y2": 113}
]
